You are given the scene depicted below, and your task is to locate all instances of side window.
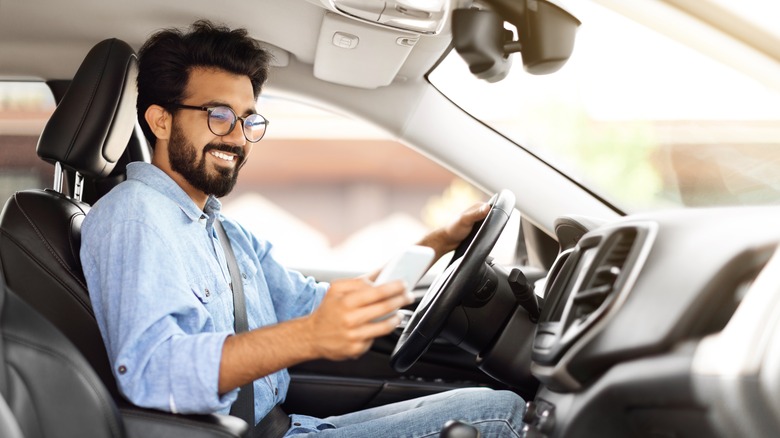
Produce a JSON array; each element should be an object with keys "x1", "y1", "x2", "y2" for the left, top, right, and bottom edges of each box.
[
  {"x1": 225, "y1": 96, "x2": 520, "y2": 274},
  {"x1": 0, "y1": 82, "x2": 55, "y2": 201}
]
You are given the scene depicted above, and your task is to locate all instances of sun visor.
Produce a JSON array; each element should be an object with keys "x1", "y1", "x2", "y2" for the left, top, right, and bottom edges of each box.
[{"x1": 313, "y1": 12, "x2": 417, "y2": 89}]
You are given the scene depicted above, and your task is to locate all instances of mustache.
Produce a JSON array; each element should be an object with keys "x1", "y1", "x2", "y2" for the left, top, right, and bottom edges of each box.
[{"x1": 203, "y1": 143, "x2": 246, "y2": 160}]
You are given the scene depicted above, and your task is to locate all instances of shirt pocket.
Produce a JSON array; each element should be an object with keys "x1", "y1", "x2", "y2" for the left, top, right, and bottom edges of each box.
[
  {"x1": 189, "y1": 273, "x2": 229, "y2": 305},
  {"x1": 235, "y1": 252, "x2": 259, "y2": 287}
]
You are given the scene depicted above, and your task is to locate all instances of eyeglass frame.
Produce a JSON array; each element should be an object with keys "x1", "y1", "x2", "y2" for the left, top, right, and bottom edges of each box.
[{"x1": 167, "y1": 103, "x2": 269, "y2": 143}]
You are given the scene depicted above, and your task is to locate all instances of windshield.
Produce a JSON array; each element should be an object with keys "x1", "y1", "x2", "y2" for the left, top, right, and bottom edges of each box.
[{"x1": 429, "y1": 0, "x2": 780, "y2": 212}]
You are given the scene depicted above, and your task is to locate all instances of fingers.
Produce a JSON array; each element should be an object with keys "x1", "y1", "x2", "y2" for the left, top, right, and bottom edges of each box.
[
  {"x1": 343, "y1": 280, "x2": 408, "y2": 308},
  {"x1": 327, "y1": 279, "x2": 411, "y2": 323},
  {"x1": 438, "y1": 202, "x2": 490, "y2": 249},
  {"x1": 461, "y1": 202, "x2": 490, "y2": 223},
  {"x1": 325, "y1": 277, "x2": 373, "y2": 298},
  {"x1": 353, "y1": 314, "x2": 403, "y2": 342},
  {"x1": 331, "y1": 320, "x2": 400, "y2": 360},
  {"x1": 310, "y1": 280, "x2": 410, "y2": 361},
  {"x1": 343, "y1": 291, "x2": 412, "y2": 326},
  {"x1": 319, "y1": 278, "x2": 411, "y2": 316},
  {"x1": 449, "y1": 202, "x2": 489, "y2": 233}
]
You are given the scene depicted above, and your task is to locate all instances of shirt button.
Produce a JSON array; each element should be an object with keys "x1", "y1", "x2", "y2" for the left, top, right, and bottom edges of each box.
[
  {"x1": 118, "y1": 365, "x2": 127, "y2": 375},
  {"x1": 293, "y1": 422, "x2": 301, "y2": 427},
  {"x1": 241, "y1": 272, "x2": 247, "y2": 279},
  {"x1": 204, "y1": 288, "x2": 210, "y2": 297},
  {"x1": 274, "y1": 387, "x2": 278, "y2": 396}
]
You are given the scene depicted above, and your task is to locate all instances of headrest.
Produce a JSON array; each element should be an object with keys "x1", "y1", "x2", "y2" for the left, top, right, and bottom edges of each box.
[{"x1": 37, "y1": 39, "x2": 138, "y2": 179}]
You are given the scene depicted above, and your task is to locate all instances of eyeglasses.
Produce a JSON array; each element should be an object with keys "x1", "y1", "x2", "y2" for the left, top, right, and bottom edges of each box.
[{"x1": 169, "y1": 103, "x2": 269, "y2": 143}]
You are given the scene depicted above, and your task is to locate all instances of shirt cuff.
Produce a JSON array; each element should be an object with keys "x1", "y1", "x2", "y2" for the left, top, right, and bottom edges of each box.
[{"x1": 169, "y1": 331, "x2": 236, "y2": 413}]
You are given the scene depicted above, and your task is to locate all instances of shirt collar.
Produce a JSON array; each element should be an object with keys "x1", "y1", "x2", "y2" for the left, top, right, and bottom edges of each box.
[{"x1": 126, "y1": 162, "x2": 223, "y2": 225}]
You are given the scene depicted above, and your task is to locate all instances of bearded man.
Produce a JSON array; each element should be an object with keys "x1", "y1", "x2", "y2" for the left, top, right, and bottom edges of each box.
[{"x1": 80, "y1": 20, "x2": 524, "y2": 438}]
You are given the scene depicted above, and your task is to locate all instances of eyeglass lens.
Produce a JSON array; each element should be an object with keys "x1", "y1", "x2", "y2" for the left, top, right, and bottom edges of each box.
[{"x1": 208, "y1": 106, "x2": 267, "y2": 142}]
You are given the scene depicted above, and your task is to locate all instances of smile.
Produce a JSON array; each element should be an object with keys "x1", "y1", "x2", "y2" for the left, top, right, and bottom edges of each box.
[{"x1": 209, "y1": 150, "x2": 236, "y2": 163}]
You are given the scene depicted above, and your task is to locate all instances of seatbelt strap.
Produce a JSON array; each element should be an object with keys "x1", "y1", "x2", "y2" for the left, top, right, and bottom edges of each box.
[
  {"x1": 254, "y1": 405, "x2": 291, "y2": 438},
  {"x1": 215, "y1": 221, "x2": 291, "y2": 438},
  {"x1": 214, "y1": 221, "x2": 255, "y2": 427}
]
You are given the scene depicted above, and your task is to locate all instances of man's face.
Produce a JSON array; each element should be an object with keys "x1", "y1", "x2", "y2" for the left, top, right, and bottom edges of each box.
[
  {"x1": 167, "y1": 120, "x2": 243, "y2": 198},
  {"x1": 165, "y1": 67, "x2": 257, "y2": 198}
]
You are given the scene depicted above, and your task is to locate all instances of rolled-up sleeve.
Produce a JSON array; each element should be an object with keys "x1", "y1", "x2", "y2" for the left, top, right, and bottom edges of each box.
[{"x1": 82, "y1": 219, "x2": 237, "y2": 413}]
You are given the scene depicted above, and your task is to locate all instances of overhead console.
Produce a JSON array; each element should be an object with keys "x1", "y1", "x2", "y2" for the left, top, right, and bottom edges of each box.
[
  {"x1": 308, "y1": 0, "x2": 580, "y2": 88},
  {"x1": 329, "y1": 0, "x2": 452, "y2": 35}
]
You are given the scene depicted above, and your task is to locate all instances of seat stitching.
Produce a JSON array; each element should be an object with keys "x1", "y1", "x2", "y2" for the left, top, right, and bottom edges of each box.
[
  {"x1": 0, "y1": 228, "x2": 92, "y2": 314},
  {"x1": 7, "y1": 193, "x2": 89, "y2": 292}
]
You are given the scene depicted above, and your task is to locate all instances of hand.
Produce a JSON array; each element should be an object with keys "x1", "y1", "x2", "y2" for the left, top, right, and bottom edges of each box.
[
  {"x1": 219, "y1": 278, "x2": 412, "y2": 392},
  {"x1": 419, "y1": 202, "x2": 490, "y2": 260},
  {"x1": 305, "y1": 278, "x2": 412, "y2": 361}
]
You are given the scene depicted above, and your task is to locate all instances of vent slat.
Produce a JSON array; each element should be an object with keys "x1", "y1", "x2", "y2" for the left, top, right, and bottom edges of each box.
[{"x1": 571, "y1": 229, "x2": 637, "y2": 318}]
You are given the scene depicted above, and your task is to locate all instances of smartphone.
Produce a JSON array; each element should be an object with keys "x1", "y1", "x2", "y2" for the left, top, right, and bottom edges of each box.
[{"x1": 372, "y1": 245, "x2": 435, "y2": 322}]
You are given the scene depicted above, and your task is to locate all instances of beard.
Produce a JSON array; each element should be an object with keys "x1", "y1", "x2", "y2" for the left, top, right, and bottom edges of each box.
[{"x1": 168, "y1": 121, "x2": 245, "y2": 198}]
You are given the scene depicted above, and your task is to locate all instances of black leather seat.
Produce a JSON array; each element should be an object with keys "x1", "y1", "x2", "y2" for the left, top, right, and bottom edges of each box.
[
  {"x1": 0, "y1": 38, "x2": 247, "y2": 437},
  {"x1": 0, "y1": 277, "x2": 126, "y2": 437},
  {"x1": 0, "y1": 37, "x2": 136, "y2": 401},
  {"x1": 0, "y1": 396, "x2": 24, "y2": 438}
]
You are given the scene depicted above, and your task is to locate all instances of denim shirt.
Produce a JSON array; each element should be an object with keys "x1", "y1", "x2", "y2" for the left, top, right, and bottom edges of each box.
[{"x1": 80, "y1": 162, "x2": 330, "y2": 429}]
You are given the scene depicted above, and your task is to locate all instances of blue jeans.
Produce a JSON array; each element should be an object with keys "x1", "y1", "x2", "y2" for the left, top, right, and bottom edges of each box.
[{"x1": 286, "y1": 387, "x2": 525, "y2": 437}]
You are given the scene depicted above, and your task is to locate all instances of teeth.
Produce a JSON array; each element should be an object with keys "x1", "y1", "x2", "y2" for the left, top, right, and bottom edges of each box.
[{"x1": 210, "y1": 151, "x2": 235, "y2": 162}]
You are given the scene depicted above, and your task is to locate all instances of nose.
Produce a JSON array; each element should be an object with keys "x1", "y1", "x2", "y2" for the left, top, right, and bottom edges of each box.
[{"x1": 222, "y1": 119, "x2": 247, "y2": 147}]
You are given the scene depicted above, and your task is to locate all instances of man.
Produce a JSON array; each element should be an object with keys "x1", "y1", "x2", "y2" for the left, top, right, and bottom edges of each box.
[{"x1": 81, "y1": 20, "x2": 525, "y2": 437}]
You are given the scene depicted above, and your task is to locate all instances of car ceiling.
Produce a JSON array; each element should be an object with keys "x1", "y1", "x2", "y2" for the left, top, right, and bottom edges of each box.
[
  {"x1": 4, "y1": 0, "x2": 779, "y2": 89},
  {"x1": 3, "y1": 0, "x2": 779, "y2": 233},
  {"x1": 0, "y1": 0, "x2": 450, "y2": 87}
]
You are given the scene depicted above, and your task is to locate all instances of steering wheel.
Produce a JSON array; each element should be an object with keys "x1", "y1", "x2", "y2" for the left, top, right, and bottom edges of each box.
[{"x1": 390, "y1": 189, "x2": 515, "y2": 372}]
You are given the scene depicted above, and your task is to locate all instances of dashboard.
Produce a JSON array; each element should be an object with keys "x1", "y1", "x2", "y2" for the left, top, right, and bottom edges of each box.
[{"x1": 521, "y1": 206, "x2": 780, "y2": 437}]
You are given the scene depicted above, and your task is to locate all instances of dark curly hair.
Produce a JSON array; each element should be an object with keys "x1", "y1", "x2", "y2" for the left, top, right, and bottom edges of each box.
[{"x1": 136, "y1": 20, "x2": 270, "y2": 147}]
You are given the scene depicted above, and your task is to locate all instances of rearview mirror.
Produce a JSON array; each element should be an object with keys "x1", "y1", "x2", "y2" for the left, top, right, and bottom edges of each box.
[
  {"x1": 452, "y1": 0, "x2": 580, "y2": 82},
  {"x1": 452, "y1": 9, "x2": 513, "y2": 82}
]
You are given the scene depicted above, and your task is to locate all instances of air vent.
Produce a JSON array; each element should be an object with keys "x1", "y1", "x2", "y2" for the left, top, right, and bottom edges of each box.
[{"x1": 570, "y1": 229, "x2": 637, "y2": 323}]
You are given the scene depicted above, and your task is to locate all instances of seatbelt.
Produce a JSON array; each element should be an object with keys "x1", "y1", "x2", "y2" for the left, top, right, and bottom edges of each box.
[
  {"x1": 214, "y1": 221, "x2": 291, "y2": 438},
  {"x1": 214, "y1": 221, "x2": 254, "y2": 426}
]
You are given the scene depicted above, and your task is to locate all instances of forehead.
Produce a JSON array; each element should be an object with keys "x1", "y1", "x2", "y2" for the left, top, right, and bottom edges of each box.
[{"x1": 183, "y1": 67, "x2": 257, "y2": 113}]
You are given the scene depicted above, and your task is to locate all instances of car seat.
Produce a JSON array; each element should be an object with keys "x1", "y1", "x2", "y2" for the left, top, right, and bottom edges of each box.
[
  {"x1": 0, "y1": 38, "x2": 247, "y2": 437},
  {"x1": 0, "y1": 274, "x2": 126, "y2": 437},
  {"x1": 0, "y1": 37, "x2": 137, "y2": 400}
]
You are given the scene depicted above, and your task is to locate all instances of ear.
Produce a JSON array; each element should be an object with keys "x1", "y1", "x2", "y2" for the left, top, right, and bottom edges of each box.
[{"x1": 145, "y1": 104, "x2": 172, "y2": 141}]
